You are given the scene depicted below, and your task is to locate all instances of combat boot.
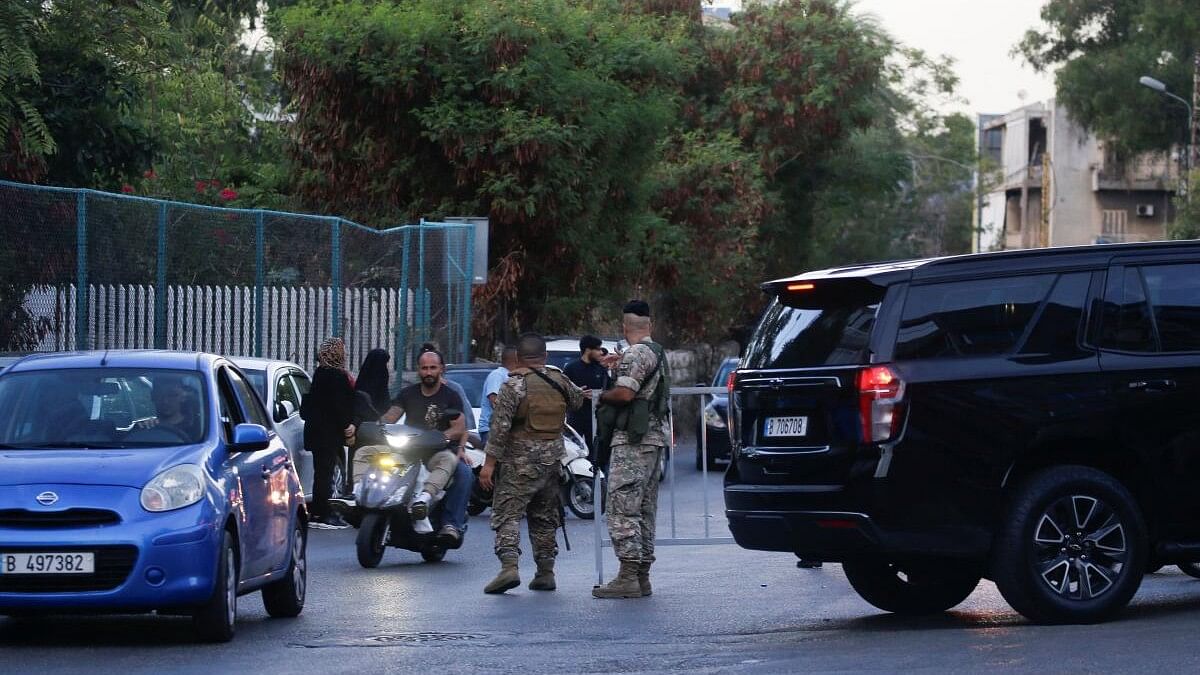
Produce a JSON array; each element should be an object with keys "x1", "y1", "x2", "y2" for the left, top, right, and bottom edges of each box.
[
  {"x1": 484, "y1": 557, "x2": 520, "y2": 594},
  {"x1": 592, "y1": 561, "x2": 642, "y2": 599},
  {"x1": 637, "y1": 562, "x2": 652, "y2": 597},
  {"x1": 528, "y1": 558, "x2": 556, "y2": 591}
]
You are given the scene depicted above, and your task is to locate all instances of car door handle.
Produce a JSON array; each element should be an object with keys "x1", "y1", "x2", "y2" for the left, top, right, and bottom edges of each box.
[{"x1": 1128, "y1": 379, "x2": 1176, "y2": 392}]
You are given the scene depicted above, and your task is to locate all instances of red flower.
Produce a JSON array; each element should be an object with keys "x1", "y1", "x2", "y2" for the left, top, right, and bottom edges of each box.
[
  {"x1": 219, "y1": 187, "x2": 238, "y2": 202},
  {"x1": 195, "y1": 180, "x2": 208, "y2": 193},
  {"x1": 143, "y1": 169, "x2": 157, "y2": 179},
  {"x1": 120, "y1": 184, "x2": 134, "y2": 194}
]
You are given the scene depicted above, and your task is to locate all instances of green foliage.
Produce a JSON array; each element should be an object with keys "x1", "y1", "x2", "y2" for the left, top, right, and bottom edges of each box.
[
  {"x1": 1169, "y1": 172, "x2": 1200, "y2": 240},
  {"x1": 1019, "y1": 0, "x2": 1200, "y2": 155}
]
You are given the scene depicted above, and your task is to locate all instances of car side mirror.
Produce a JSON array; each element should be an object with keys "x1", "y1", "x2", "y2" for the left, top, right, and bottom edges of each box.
[
  {"x1": 230, "y1": 423, "x2": 271, "y2": 452},
  {"x1": 274, "y1": 399, "x2": 296, "y2": 423}
]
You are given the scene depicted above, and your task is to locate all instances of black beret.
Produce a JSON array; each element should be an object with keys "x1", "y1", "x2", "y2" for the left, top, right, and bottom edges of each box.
[{"x1": 622, "y1": 300, "x2": 651, "y2": 317}]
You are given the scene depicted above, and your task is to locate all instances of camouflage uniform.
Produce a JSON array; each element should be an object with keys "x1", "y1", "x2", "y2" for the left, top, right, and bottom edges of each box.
[
  {"x1": 607, "y1": 337, "x2": 671, "y2": 565},
  {"x1": 485, "y1": 367, "x2": 586, "y2": 562}
]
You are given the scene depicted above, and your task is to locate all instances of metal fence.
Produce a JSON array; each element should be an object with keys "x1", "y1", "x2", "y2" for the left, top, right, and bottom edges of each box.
[
  {"x1": 591, "y1": 386, "x2": 734, "y2": 584},
  {"x1": 0, "y1": 180, "x2": 474, "y2": 370}
]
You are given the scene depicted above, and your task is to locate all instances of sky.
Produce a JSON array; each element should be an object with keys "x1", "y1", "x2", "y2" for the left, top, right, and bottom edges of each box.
[{"x1": 709, "y1": 0, "x2": 1058, "y2": 117}]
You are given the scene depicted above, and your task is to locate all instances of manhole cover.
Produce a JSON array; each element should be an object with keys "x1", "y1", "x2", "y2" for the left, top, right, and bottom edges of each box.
[{"x1": 291, "y1": 632, "x2": 487, "y2": 649}]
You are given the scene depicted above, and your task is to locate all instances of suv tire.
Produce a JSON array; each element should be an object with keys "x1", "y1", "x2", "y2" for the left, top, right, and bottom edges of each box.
[
  {"x1": 993, "y1": 466, "x2": 1146, "y2": 624},
  {"x1": 842, "y1": 559, "x2": 981, "y2": 615}
]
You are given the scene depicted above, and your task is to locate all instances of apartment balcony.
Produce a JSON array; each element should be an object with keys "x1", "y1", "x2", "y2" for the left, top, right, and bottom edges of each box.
[{"x1": 1093, "y1": 154, "x2": 1180, "y2": 192}]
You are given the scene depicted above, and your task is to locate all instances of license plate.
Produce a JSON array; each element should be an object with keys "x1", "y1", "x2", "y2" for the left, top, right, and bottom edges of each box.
[
  {"x1": 1, "y1": 552, "x2": 95, "y2": 575},
  {"x1": 764, "y1": 416, "x2": 808, "y2": 438}
]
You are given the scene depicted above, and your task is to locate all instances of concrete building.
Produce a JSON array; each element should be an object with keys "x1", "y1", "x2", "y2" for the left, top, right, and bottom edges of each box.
[{"x1": 975, "y1": 100, "x2": 1179, "y2": 252}]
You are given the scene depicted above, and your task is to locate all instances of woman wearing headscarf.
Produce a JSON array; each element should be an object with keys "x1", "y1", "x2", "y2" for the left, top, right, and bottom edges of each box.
[
  {"x1": 300, "y1": 337, "x2": 356, "y2": 529},
  {"x1": 355, "y1": 348, "x2": 392, "y2": 415}
]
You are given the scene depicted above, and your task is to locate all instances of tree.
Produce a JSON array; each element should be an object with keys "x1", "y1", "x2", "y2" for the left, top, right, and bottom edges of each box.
[{"x1": 1018, "y1": 0, "x2": 1200, "y2": 156}]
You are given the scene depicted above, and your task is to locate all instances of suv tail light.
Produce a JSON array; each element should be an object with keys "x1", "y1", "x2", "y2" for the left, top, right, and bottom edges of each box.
[
  {"x1": 726, "y1": 370, "x2": 738, "y2": 395},
  {"x1": 857, "y1": 365, "x2": 905, "y2": 443}
]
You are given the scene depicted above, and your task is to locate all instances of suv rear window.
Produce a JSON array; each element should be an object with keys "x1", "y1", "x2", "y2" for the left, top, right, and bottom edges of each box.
[
  {"x1": 896, "y1": 274, "x2": 1056, "y2": 359},
  {"x1": 744, "y1": 292, "x2": 881, "y2": 370}
]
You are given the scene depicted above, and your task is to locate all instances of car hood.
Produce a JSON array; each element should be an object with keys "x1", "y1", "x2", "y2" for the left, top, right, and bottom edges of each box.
[{"x1": 0, "y1": 446, "x2": 209, "y2": 488}]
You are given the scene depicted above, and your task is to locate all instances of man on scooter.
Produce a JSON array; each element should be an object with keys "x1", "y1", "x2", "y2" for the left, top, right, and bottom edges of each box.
[{"x1": 380, "y1": 345, "x2": 474, "y2": 547}]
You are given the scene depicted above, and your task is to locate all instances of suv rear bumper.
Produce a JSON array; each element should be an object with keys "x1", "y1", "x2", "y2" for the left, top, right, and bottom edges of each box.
[{"x1": 725, "y1": 484, "x2": 990, "y2": 561}]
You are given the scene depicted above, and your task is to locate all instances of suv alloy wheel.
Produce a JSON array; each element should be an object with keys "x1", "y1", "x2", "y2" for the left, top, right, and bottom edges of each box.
[{"x1": 993, "y1": 466, "x2": 1146, "y2": 624}]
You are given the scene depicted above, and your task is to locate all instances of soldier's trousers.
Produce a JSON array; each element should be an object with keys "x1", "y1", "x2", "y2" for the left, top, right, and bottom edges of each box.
[
  {"x1": 606, "y1": 443, "x2": 662, "y2": 564},
  {"x1": 490, "y1": 461, "x2": 560, "y2": 561}
]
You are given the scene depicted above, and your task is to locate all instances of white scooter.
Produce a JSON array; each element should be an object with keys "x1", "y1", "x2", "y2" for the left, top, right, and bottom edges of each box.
[{"x1": 466, "y1": 423, "x2": 605, "y2": 519}]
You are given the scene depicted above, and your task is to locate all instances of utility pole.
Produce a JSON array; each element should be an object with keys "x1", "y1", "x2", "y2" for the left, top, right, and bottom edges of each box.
[{"x1": 1192, "y1": 50, "x2": 1199, "y2": 180}]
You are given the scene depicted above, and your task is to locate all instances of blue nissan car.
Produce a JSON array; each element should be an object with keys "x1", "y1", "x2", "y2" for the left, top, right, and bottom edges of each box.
[{"x1": 0, "y1": 351, "x2": 307, "y2": 642}]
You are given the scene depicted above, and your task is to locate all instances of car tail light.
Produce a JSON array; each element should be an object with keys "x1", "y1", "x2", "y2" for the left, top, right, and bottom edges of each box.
[
  {"x1": 726, "y1": 370, "x2": 738, "y2": 396},
  {"x1": 857, "y1": 365, "x2": 905, "y2": 443}
]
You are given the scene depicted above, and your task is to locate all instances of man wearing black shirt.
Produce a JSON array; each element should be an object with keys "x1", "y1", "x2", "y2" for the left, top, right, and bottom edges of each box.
[
  {"x1": 563, "y1": 335, "x2": 610, "y2": 463},
  {"x1": 381, "y1": 347, "x2": 474, "y2": 545}
]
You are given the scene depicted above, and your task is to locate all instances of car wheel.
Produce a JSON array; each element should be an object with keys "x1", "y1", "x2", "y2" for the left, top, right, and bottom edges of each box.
[
  {"x1": 842, "y1": 559, "x2": 981, "y2": 615},
  {"x1": 1178, "y1": 562, "x2": 1200, "y2": 579},
  {"x1": 992, "y1": 466, "x2": 1146, "y2": 624},
  {"x1": 356, "y1": 513, "x2": 388, "y2": 568},
  {"x1": 193, "y1": 530, "x2": 238, "y2": 642},
  {"x1": 262, "y1": 517, "x2": 307, "y2": 618}
]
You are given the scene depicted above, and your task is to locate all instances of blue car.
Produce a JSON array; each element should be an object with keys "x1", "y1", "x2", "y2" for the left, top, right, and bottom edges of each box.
[{"x1": 0, "y1": 351, "x2": 308, "y2": 642}]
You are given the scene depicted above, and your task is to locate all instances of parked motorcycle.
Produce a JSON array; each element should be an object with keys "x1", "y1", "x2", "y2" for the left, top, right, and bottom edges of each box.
[
  {"x1": 329, "y1": 417, "x2": 468, "y2": 567},
  {"x1": 467, "y1": 423, "x2": 605, "y2": 520}
]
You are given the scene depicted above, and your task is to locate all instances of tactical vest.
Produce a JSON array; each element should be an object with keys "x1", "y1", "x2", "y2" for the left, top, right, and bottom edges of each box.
[{"x1": 511, "y1": 368, "x2": 568, "y2": 440}]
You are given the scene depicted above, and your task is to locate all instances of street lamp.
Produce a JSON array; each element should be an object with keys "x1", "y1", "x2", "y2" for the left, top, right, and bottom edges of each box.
[{"x1": 1139, "y1": 75, "x2": 1193, "y2": 200}]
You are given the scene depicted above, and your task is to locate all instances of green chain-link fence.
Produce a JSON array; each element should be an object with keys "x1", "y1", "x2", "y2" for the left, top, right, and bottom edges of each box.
[{"x1": 0, "y1": 180, "x2": 474, "y2": 372}]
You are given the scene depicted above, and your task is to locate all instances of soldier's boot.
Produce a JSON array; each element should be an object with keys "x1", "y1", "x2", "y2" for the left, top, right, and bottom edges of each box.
[
  {"x1": 528, "y1": 558, "x2": 556, "y2": 591},
  {"x1": 592, "y1": 561, "x2": 642, "y2": 599},
  {"x1": 638, "y1": 562, "x2": 652, "y2": 597},
  {"x1": 484, "y1": 557, "x2": 520, "y2": 594}
]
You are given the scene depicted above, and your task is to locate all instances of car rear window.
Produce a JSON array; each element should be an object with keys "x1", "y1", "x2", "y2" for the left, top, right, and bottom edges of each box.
[
  {"x1": 896, "y1": 274, "x2": 1056, "y2": 359},
  {"x1": 744, "y1": 291, "x2": 882, "y2": 370}
]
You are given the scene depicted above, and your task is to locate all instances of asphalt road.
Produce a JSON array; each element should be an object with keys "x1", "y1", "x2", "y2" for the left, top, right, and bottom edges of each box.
[{"x1": 7, "y1": 449, "x2": 1200, "y2": 673}]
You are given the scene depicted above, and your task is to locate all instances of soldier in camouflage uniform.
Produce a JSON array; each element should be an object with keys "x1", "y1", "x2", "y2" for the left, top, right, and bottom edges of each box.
[
  {"x1": 480, "y1": 333, "x2": 586, "y2": 594},
  {"x1": 594, "y1": 300, "x2": 671, "y2": 599}
]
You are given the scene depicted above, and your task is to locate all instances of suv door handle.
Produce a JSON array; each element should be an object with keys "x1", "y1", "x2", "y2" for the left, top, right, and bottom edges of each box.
[{"x1": 1128, "y1": 379, "x2": 1176, "y2": 392}]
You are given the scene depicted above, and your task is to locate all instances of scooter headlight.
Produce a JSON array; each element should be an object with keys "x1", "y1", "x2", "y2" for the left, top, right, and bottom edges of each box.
[
  {"x1": 386, "y1": 434, "x2": 410, "y2": 449},
  {"x1": 377, "y1": 454, "x2": 399, "y2": 469}
]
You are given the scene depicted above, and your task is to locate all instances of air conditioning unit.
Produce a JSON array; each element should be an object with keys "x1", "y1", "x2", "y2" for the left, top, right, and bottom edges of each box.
[{"x1": 1136, "y1": 204, "x2": 1155, "y2": 218}]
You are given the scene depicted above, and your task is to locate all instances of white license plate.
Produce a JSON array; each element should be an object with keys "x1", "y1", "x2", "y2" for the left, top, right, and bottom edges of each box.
[
  {"x1": 1, "y1": 552, "x2": 95, "y2": 575},
  {"x1": 764, "y1": 416, "x2": 808, "y2": 438}
]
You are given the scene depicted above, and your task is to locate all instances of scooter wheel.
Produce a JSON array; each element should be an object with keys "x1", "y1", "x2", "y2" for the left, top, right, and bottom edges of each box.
[
  {"x1": 422, "y1": 549, "x2": 446, "y2": 563},
  {"x1": 356, "y1": 513, "x2": 388, "y2": 568}
]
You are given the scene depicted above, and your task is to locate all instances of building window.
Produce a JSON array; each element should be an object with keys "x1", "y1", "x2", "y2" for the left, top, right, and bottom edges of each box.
[{"x1": 1102, "y1": 209, "x2": 1128, "y2": 237}]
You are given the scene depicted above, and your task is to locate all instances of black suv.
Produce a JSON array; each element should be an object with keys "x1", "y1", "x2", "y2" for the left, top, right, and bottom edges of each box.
[{"x1": 725, "y1": 241, "x2": 1200, "y2": 623}]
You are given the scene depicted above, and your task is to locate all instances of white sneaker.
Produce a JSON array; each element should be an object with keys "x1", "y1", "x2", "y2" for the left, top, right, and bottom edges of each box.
[
  {"x1": 413, "y1": 517, "x2": 434, "y2": 534},
  {"x1": 410, "y1": 491, "x2": 432, "y2": 520}
]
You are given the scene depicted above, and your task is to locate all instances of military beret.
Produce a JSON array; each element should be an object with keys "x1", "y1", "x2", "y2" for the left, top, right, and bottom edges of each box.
[{"x1": 622, "y1": 300, "x2": 651, "y2": 317}]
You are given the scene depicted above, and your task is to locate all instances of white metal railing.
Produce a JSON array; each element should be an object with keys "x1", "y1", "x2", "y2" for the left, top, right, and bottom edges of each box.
[{"x1": 591, "y1": 386, "x2": 733, "y2": 584}]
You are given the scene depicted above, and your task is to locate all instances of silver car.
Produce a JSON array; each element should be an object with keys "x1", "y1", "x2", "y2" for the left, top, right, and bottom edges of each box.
[{"x1": 231, "y1": 357, "x2": 315, "y2": 499}]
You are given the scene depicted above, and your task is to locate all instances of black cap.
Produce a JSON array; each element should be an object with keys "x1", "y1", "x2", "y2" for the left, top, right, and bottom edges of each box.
[
  {"x1": 579, "y1": 335, "x2": 602, "y2": 352},
  {"x1": 622, "y1": 299, "x2": 651, "y2": 317}
]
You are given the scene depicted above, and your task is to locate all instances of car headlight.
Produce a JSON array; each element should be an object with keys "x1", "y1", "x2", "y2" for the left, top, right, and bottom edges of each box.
[
  {"x1": 703, "y1": 406, "x2": 727, "y2": 429},
  {"x1": 141, "y1": 464, "x2": 206, "y2": 512}
]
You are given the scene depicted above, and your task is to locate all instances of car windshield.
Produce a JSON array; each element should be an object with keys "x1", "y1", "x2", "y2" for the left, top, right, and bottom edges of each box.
[
  {"x1": 745, "y1": 290, "x2": 883, "y2": 369},
  {"x1": 712, "y1": 359, "x2": 738, "y2": 387},
  {"x1": 546, "y1": 352, "x2": 577, "y2": 370},
  {"x1": 0, "y1": 368, "x2": 208, "y2": 448},
  {"x1": 444, "y1": 369, "x2": 491, "y2": 408}
]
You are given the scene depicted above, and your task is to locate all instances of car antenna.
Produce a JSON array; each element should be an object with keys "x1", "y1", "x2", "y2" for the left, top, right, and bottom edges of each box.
[{"x1": 100, "y1": 350, "x2": 109, "y2": 366}]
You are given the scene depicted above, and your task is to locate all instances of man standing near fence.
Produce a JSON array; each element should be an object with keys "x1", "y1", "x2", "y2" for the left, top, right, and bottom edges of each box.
[{"x1": 593, "y1": 300, "x2": 670, "y2": 599}]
